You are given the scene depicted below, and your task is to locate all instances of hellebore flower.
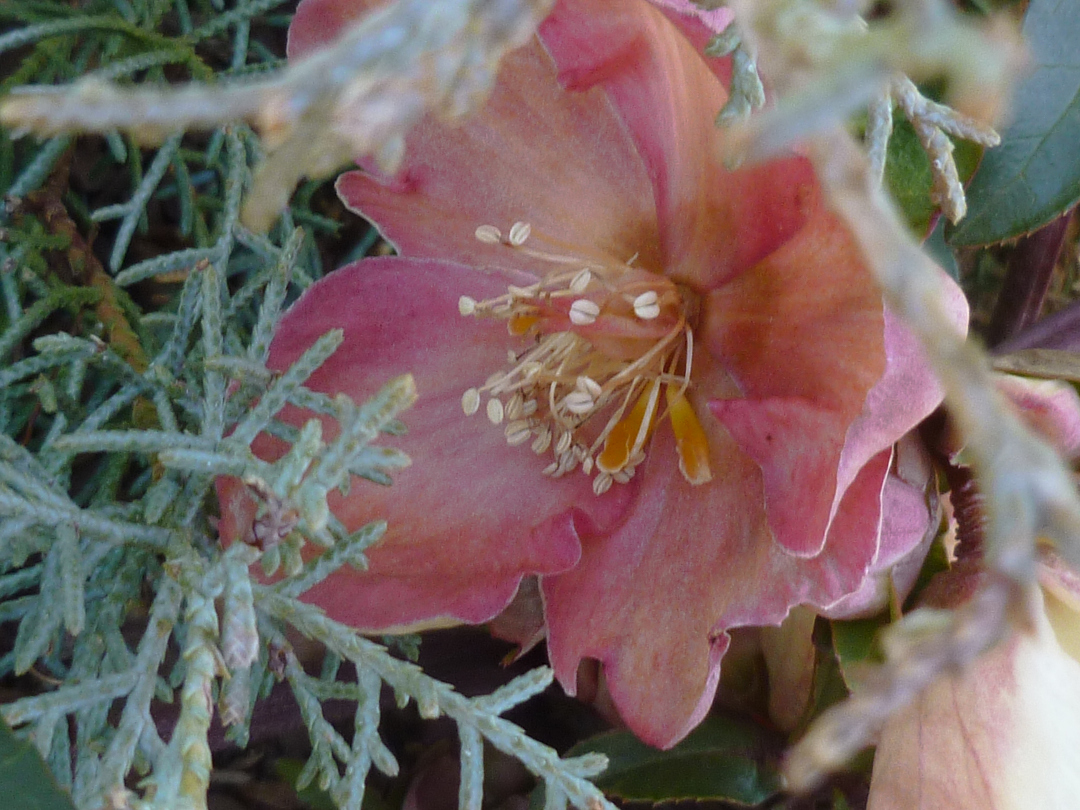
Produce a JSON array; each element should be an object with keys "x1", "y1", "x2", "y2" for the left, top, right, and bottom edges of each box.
[
  {"x1": 867, "y1": 377, "x2": 1080, "y2": 810},
  {"x1": 867, "y1": 555, "x2": 1080, "y2": 810},
  {"x1": 220, "y1": 0, "x2": 964, "y2": 746}
]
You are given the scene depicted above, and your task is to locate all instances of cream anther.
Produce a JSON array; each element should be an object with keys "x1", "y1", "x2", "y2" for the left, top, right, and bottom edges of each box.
[
  {"x1": 555, "y1": 431, "x2": 572, "y2": 456},
  {"x1": 458, "y1": 295, "x2": 477, "y2": 316},
  {"x1": 592, "y1": 473, "x2": 614, "y2": 495},
  {"x1": 508, "y1": 221, "x2": 532, "y2": 246},
  {"x1": 475, "y1": 224, "x2": 502, "y2": 244},
  {"x1": 461, "y1": 388, "x2": 480, "y2": 415},
  {"x1": 564, "y1": 390, "x2": 595, "y2": 415},
  {"x1": 505, "y1": 392, "x2": 525, "y2": 420},
  {"x1": 569, "y1": 298, "x2": 600, "y2": 325},
  {"x1": 633, "y1": 290, "x2": 661, "y2": 320},
  {"x1": 576, "y1": 376, "x2": 602, "y2": 399},
  {"x1": 504, "y1": 420, "x2": 531, "y2": 445},
  {"x1": 532, "y1": 428, "x2": 552, "y2": 454},
  {"x1": 569, "y1": 268, "x2": 592, "y2": 294},
  {"x1": 486, "y1": 398, "x2": 505, "y2": 424}
]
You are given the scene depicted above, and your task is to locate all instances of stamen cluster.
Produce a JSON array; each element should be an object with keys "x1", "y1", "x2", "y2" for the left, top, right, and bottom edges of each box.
[{"x1": 459, "y1": 222, "x2": 711, "y2": 494}]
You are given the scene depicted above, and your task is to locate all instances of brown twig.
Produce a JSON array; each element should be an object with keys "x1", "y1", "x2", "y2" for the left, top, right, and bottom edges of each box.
[
  {"x1": 13, "y1": 151, "x2": 150, "y2": 373},
  {"x1": 985, "y1": 210, "x2": 1074, "y2": 348}
]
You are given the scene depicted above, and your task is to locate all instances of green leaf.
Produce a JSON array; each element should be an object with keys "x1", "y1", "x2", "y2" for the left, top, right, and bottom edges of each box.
[
  {"x1": 924, "y1": 217, "x2": 959, "y2": 280},
  {"x1": 949, "y1": 0, "x2": 1080, "y2": 245},
  {"x1": 274, "y1": 756, "x2": 399, "y2": 810},
  {"x1": 885, "y1": 118, "x2": 982, "y2": 237},
  {"x1": 563, "y1": 716, "x2": 782, "y2": 805},
  {"x1": 274, "y1": 757, "x2": 339, "y2": 810},
  {"x1": 904, "y1": 532, "x2": 952, "y2": 610},
  {"x1": 831, "y1": 617, "x2": 885, "y2": 691},
  {"x1": 0, "y1": 718, "x2": 77, "y2": 810}
]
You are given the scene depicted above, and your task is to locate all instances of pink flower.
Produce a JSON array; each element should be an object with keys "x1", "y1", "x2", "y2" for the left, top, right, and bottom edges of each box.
[
  {"x1": 867, "y1": 554, "x2": 1080, "y2": 810},
  {"x1": 866, "y1": 376, "x2": 1080, "y2": 809},
  {"x1": 219, "y1": 0, "x2": 964, "y2": 746}
]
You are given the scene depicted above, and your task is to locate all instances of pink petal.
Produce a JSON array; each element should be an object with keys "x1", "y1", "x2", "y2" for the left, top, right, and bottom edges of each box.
[
  {"x1": 333, "y1": 41, "x2": 663, "y2": 278},
  {"x1": 647, "y1": 0, "x2": 735, "y2": 34},
  {"x1": 868, "y1": 589, "x2": 1080, "y2": 810},
  {"x1": 822, "y1": 435, "x2": 940, "y2": 619},
  {"x1": 487, "y1": 576, "x2": 546, "y2": 657},
  {"x1": 996, "y1": 374, "x2": 1080, "y2": 459},
  {"x1": 541, "y1": 354, "x2": 886, "y2": 748},
  {"x1": 223, "y1": 257, "x2": 632, "y2": 631},
  {"x1": 703, "y1": 206, "x2": 886, "y2": 556},
  {"x1": 540, "y1": 0, "x2": 815, "y2": 289},
  {"x1": 818, "y1": 277, "x2": 966, "y2": 614},
  {"x1": 287, "y1": 0, "x2": 373, "y2": 60},
  {"x1": 837, "y1": 281, "x2": 967, "y2": 490}
]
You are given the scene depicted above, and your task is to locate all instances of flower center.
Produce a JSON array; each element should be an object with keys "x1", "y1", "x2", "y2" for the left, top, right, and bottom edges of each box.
[{"x1": 459, "y1": 221, "x2": 713, "y2": 495}]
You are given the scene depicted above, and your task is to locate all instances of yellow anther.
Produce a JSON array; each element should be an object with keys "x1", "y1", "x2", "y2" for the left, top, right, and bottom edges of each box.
[
  {"x1": 666, "y1": 387, "x2": 712, "y2": 485},
  {"x1": 508, "y1": 314, "x2": 539, "y2": 335},
  {"x1": 597, "y1": 379, "x2": 662, "y2": 475}
]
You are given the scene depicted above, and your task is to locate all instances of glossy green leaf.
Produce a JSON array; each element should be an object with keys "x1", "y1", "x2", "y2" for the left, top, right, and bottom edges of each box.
[
  {"x1": 949, "y1": 0, "x2": 1080, "y2": 245},
  {"x1": 564, "y1": 716, "x2": 782, "y2": 805},
  {"x1": 924, "y1": 217, "x2": 959, "y2": 280},
  {"x1": 0, "y1": 718, "x2": 77, "y2": 810},
  {"x1": 885, "y1": 118, "x2": 982, "y2": 238}
]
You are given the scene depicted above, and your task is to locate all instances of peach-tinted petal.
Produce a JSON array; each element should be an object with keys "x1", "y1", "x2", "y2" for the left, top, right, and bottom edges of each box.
[
  {"x1": 647, "y1": 1, "x2": 735, "y2": 96},
  {"x1": 838, "y1": 279, "x2": 965, "y2": 499},
  {"x1": 704, "y1": 205, "x2": 885, "y2": 556},
  {"x1": 332, "y1": 44, "x2": 661, "y2": 278},
  {"x1": 229, "y1": 257, "x2": 633, "y2": 631},
  {"x1": 1039, "y1": 551, "x2": 1080, "y2": 662},
  {"x1": 819, "y1": 281, "x2": 966, "y2": 614},
  {"x1": 649, "y1": 0, "x2": 735, "y2": 35},
  {"x1": 540, "y1": 354, "x2": 887, "y2": 747},
  {"x1": 291, "y1": 0, "x2": 662, "y2": 275},
  {"x1": 540, "y1": 0, "x2": 815, "y2": 289},
  {"x1": 868, "y1": 589, "x2": 1080, "y2": 810}
]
